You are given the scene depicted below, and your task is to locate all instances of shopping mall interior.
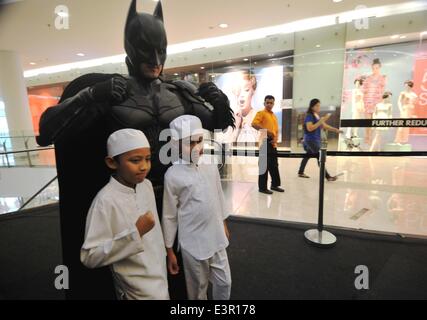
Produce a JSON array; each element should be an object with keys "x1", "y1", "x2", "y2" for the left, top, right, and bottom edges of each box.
[{"x1": 0, "y1": 0, "x2": 427, "y2": 301}]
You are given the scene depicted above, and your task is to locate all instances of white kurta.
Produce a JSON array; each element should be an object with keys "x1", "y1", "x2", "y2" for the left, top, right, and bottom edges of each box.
[
  {"x1": 81, "y1": 177, "x2": 169, "y2": 300},
  {"x1": 162, "y1": 160, "x2": 229, "y2": 260}
]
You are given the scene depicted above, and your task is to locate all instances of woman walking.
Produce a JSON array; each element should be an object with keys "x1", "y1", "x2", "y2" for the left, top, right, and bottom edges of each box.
[{"x1": 298, "y1": 99, "x2": 342, "y2": 181}]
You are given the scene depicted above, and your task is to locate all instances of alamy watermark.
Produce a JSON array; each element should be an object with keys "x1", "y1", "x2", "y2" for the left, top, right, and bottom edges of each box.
[
  {"x1": 354, "y1": 265, "x2": 369, "y2": 290},
  {"x1": 158, "y1": 127, "x2": 269, "y2": 175},
  {"x1": 54, "y1": 265, "x2": 69, "y2": 290},
  {"x1": 54, "y1": 5, "x2": 69, "y2": 30}
]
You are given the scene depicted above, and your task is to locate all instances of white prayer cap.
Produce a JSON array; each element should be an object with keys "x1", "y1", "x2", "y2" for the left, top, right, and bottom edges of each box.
[
  {"x1": 169, "y1": 115, "x2": 203, "y2": 140},
  {"x1": 107, "y1": 129, "x2": 150, "y2": 158}
]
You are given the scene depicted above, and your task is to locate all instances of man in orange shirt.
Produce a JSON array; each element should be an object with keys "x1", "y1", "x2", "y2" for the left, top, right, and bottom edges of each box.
[{"x1": 252, "y1": 95, "x2": 284, "y2": 194}]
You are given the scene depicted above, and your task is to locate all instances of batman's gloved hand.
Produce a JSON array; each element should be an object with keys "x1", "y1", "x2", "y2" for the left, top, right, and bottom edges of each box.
[
  {"x1": 198, "y1": 82, "x2": 235, "y2": 130},
  {"x1": 90, "y1": 75, "x2": 129, "y2": 103},
  {"x1": 198, "y1": 82, "x2": 224, "y2": 106}
]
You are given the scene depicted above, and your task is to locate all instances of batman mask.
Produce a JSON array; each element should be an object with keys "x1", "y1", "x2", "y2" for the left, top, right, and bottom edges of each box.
[{"x1": 124, "y1": 0, "x2": 167, "y2": 79}]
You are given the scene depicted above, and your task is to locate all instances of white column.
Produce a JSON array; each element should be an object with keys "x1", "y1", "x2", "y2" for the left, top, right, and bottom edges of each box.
[{"x1": 0, "y1": 50, "x2": 34, "y2": 139}]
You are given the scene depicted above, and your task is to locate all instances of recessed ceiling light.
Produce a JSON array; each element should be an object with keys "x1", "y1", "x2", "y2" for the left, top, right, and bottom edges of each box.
[
  {"x1": 174, "y1": 73, "x2": 179, "y2": 76},
  {"x1": 268, "y1": 53, "x2": 275, "y2": 57},
  {"x1": 333, "y1": 0, "x2": 343, "y2": 3},
  {"x1": 200, "y1": 66, "x2": 205, "y2": 69},
  {"x1": 316, "y1": 44, "x2": 321, "y2": 48},
  {"x1": 243, "y1": 58, "x2": 249, "y2": 61},
  {"x1": 421, "y1": 31, "x2": 427, "y2": 36},
  {"x1": 390, "y1": 35, "x2": 399, "y2": 39},
  {"x1": 76, "y1": 53, "x2": 85, "y2": 57},
  {"x1": 219, "y1": 23, "x2": 228, "y2": 29},
  {"x1": 399, "y1": 35, "x2": 407, "y2": 39},
  {"x1": 29, "y1": 62, "x2": 36, "y2": 65},
  {"x1": 194, "y1": 73, "x2": 198, "y2": 77}
]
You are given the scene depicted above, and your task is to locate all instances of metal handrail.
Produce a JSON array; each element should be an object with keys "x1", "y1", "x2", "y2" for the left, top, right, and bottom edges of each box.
[
  {"x1": 0, "y1": 135, "x2": 39, "y2": 139},
  {"x1": 0, "y1": 146, "x2": 54, "y2": 156},
  {"x1": 18, "y1": 176, "x2": 58, "y2": 211}
]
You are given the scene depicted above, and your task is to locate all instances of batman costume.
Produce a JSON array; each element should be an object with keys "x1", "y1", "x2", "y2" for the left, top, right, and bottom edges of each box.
[{"x1": 37, "y1": 0, "x2": 234, "y2": 300}]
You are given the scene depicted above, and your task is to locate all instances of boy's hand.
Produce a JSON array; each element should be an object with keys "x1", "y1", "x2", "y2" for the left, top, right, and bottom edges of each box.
[
  {"x1": 167, "y1": 249, "x2": 179, "y2": 275},
  {"x1": 136, "y1": 211, "x2": 155, "y2": 237}
]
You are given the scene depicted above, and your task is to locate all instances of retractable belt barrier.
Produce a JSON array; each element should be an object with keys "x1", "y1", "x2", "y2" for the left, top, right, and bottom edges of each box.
[{"x1": 204, "y1": 149, "x2": 427, "y2": 158}]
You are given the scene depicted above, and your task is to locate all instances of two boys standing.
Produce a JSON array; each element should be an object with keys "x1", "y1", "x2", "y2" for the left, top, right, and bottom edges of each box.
[{"x1": 80, "y1": 115, "x2": 231, "y2": 300}]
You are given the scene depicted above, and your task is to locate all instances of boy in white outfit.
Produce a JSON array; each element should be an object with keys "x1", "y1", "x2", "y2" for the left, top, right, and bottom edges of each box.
[
  {"x1": 162, "y1": 115, "x2": 232, "y2": 300},
  {"x1": 81, "y1": 129, "x2": 169, "y2": 300}
]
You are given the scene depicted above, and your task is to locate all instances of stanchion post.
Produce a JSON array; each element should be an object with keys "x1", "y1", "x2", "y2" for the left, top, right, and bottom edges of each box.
[{"x1": 304, "y1": 147, "x2": 337, "y2": 247}]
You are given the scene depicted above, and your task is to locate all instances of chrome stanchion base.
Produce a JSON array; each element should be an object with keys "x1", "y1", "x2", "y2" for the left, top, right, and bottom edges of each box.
[{"x1": 304, "y1": 229, "x2": 337, "y2": 248}]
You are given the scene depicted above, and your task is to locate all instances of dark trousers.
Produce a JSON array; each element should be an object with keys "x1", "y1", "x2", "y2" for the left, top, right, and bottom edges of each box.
[
  {"x1": 258, "y1": 140, "x2": 281, "y2": 190},
  {"x1": 298, "y1": 140, "x2": 331, "y2": 179}
]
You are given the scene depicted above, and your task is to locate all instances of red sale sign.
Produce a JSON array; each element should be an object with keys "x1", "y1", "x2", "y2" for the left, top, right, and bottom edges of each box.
[{"x1": 412, "y1": 46, "x2": 427, "y2": 134}]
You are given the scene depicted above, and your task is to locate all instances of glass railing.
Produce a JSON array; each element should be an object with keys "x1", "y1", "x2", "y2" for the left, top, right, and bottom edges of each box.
[
  {"x1": 0, "y1": 148, "x2": 58, "y2": 215},
  {"x1": 213, "y1": 150, "x2": 427, "y2": 238},
  {"x1": 0, "y1": 134, "x2": 55, "y2": 168}
]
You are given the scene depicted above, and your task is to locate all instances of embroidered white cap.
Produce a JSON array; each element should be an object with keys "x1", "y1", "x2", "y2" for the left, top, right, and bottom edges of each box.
[
  {"x1": 169, "y1": 115, "x2": 204, "y2": 140},
  {"x1": 107, "y1": 129, "x2": 150, "y2": 158}
]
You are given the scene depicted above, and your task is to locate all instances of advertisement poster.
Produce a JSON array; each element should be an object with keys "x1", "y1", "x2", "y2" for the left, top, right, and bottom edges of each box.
[{"x1": 215, "y1": 65, "x2": 284, "y2": 145}]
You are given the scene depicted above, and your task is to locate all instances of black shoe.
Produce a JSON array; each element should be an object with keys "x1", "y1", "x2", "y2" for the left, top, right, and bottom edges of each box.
[
  {"x1": 271, "y1": 186, "x2": 285, "y2": 192},
  {"x1": 326, "y1": 176, "x2": 338, "y2": 182},
  {"x1": 298, "y1": 173, "x2": 310, "y2": 178},
  {"x1": 259, "y1": 189, "x2": 273, "y2": 195}
]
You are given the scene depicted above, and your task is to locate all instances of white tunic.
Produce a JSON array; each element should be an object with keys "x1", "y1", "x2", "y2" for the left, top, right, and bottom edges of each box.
[
  {"x1": 162, "y1": 160, "x2": 229, "y2": 260},
  {"x1": 80, "y1": 177, "x2": 169, "y2": 300}
]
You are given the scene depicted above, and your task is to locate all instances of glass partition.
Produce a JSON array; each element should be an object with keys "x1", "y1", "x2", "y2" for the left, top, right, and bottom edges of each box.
[
  {"x1": 0, "y1": 148, "x2": 57, "y2": 215},
  {"x1": 218, "y1": 153, "x2": 427, "y2": 238},
  {"x1": 0, "y1": 136, "x2": 55, "y2": 168}
]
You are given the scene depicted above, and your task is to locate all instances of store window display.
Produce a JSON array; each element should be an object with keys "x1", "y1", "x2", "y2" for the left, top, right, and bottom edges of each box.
[
  {"x1": 395, "y1": 80, "x2": 418, "y2": 145},
  {"x1": 370, "y1": 92, "x2": 393, "y2": 151}
]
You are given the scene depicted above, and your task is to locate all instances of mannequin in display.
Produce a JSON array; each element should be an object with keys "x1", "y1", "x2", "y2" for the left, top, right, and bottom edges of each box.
[
  {"x1": 370, "y1": 92, "x2": 393, "y2": 151},
  {"x1": 395, "y1": 80, "x2": 418, "y2": 145},
  {"x1": 363, "y1": 58, "x2": 387, "y2": 145},
  {"x1": 231, "y1": 72, "x2": 259, "y2": 144},
  {"x1": 347, "y1": 77, "x2": 365, "y2": 139},
  {"x1": 36, "y1": 0, "x2": 234, "y2": 300}
]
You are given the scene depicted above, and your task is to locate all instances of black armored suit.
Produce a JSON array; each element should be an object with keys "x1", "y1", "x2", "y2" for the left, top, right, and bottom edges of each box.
[{"x1": 37, "y1": 0, "x2": 234, "y2": 300}]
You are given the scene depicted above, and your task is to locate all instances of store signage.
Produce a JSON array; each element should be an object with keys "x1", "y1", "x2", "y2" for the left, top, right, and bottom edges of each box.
[{"x1": 340, "y1": 119, "x2": 427, "y2": 128}]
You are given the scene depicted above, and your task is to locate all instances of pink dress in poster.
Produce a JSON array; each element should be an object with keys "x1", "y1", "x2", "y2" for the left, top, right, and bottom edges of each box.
[{"x1": 362, "y1": 74, "x2": 387, "y2": 115}]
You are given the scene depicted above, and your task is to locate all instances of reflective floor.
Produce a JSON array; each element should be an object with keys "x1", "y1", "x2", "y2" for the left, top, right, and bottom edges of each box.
[{"x1": 221, "y1": 156, "x2": 427, "y2": 237}]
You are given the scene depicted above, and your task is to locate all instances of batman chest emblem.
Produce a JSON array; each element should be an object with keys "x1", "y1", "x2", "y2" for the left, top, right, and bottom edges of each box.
[{"x1": 109, "y1": 81, "x2": 187, "y2": 131}]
